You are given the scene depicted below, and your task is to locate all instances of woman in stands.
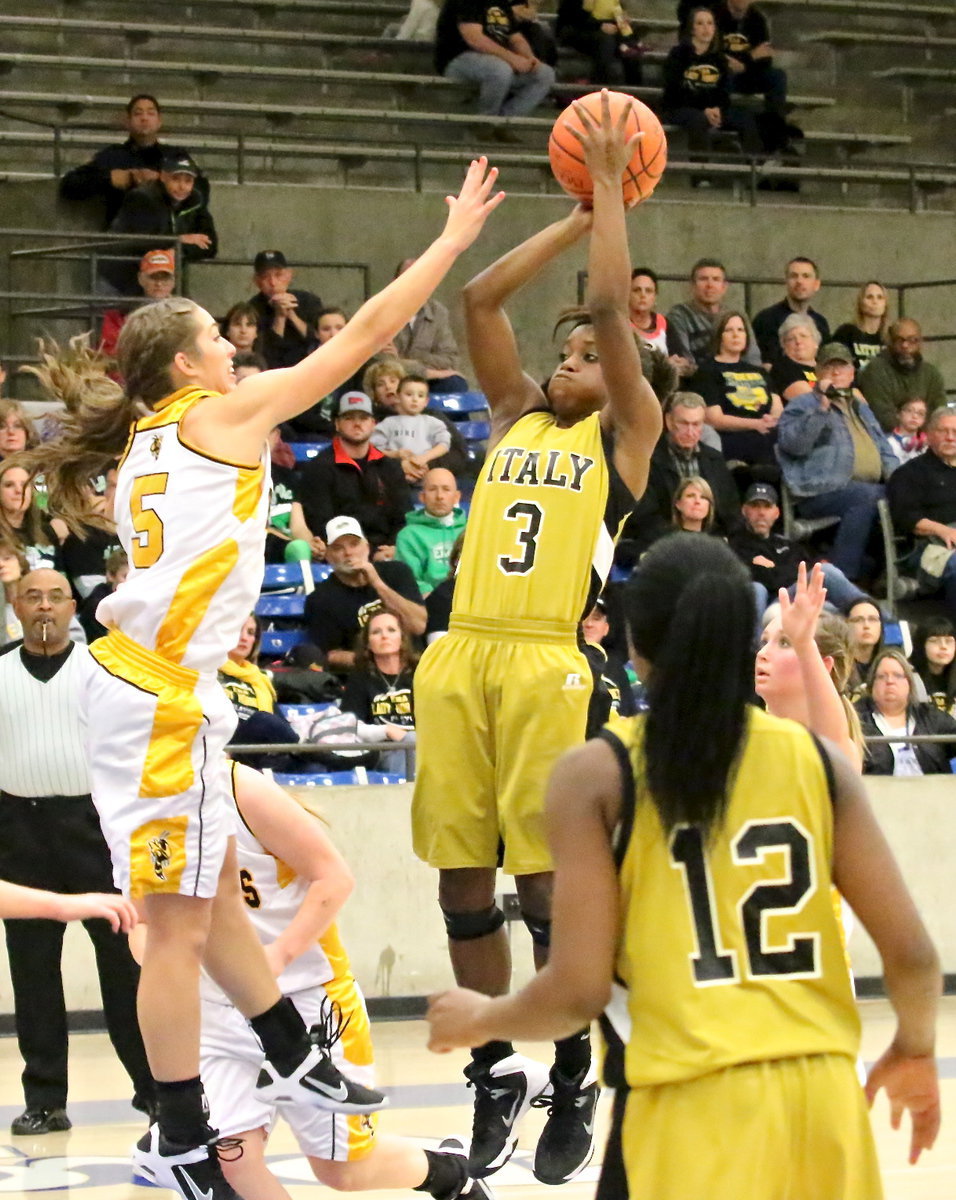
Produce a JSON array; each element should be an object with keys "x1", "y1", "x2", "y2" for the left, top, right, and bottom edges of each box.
[
  {"x1": 20, "y1": 158, "x2": 504, "y2": 1200},
  {"x1": 222, "y1": 302, "x2": 260, "y2": 354},
  {"x1": 770, "y1": 312, "x2": 820, "y2": 402},
  {"x1": 0, "y1": 400, "x2": 38, "y2": 462},
  {"x1": 342, "y1": 609, "x2": 418, "y2": 774},
  {"x1": 832, "y1": 282, "x2": 889, "y2": 370},
  {"x1": 426, "y1": 534, "x2": 940, "y2": 1199},
  {"x1": 856, "y1": 648, "x2": 956, "y2": 776},
  {"x1": 845, "y1": 597, "x2": 886, "y2": 703},
  {"x1": 909, "y1": 618, "x2": 956, "y2": 715},
  {"x1": 628, "y1": 268, "x2": 669, "y2": 354},
  {"x1": 0, "y1": 459, "x2": 62, "y2": 569},
  {"x1": 671, "y1": 475, "x2": 716, "y2": 535}
]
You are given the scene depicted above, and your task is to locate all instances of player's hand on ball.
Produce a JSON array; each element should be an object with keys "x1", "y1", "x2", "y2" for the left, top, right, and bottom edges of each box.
[
  {"x1": 865, "y1": 1046, "x2": 940, "y2": 1164},
  {"x1": 567, "y1": 88, "x2": 642, "y2": 185},
  {"x1": 427, "y1": 988, "x2": 494, "y2": 1052}
]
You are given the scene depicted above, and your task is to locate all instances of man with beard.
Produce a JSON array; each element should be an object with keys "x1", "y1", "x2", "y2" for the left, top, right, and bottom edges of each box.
[{"x1": 859, "y1": 318, "x2": 946, "y2": 433}]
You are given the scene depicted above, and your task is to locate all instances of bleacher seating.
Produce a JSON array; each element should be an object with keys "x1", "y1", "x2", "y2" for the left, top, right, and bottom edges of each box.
[
  {"x1": 260, "y1": 628, "x2": 306, "y2": 656},
  {"x1": 261, "y1": 562, "x2": 332, "y2": 590},
  {"x1": 255, "y1": 593, "x2": 307, "y2": 619},
  {"x1": 430, "y1": 392, "x2": 490, "y2": 418},
  {"x1": 288, "y1": 441, "x2": 330, "y2": 463}
]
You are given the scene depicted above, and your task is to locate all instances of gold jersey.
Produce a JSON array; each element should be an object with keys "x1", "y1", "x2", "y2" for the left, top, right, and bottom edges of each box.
[
  {"x1": 452, "y1": 411, "x2": 633, "y2": 629},
  {"x1": 98, "y1": 387, "x2": 268, "y2": 676},
  {"x1": 600, "y1": 707, "x2": 860, "y2": 1089}
]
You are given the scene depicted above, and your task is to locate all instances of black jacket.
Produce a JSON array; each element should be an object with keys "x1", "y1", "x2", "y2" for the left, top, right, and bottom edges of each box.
[
  {"x1": 295, "y1": 439, "x2": 410, "y2": 550},
  {"x1": 887, "y1": 449, "x2": 956, "y2": 538},
  {"x1": 662, "y1": 43, "x2": 730, "y2": 113},
  {"x1": 59, "y1": 137, "x2": 206, "y2": 226},
  {"x1": 856, "y1": 698, "x2": 956, "y2": 776},
  {"x1": 102, "y1": 180, "x2": 217, "y2": 294},
  {"x1": 728, "y1": 527, "x2": 809, "y2": 593}
]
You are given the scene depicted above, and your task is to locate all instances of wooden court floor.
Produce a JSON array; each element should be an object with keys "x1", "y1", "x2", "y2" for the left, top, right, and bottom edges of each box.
[{"x1": 1, "y1": 998, "x2": 955, "y2": 1198}]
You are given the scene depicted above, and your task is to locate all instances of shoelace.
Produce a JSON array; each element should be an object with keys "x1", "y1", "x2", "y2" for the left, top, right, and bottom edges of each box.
[
  {"x1": 214, "y1": 1136, "x2": 245, "y2": 1164},
  {"x1": 309, "y1": 997, "x2": 352, "y2": 1052}
]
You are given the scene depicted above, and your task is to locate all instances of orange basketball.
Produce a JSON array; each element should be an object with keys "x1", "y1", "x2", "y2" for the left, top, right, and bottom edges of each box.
[{"x1": 548, "y1": 90, "x2": 667, "y2": 207}]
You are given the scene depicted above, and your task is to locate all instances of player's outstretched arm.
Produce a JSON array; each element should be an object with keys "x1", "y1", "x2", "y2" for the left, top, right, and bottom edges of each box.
[
  {"x1": 0, "y1": 881, "x2": 138, "y2": 932},
  {"x1": 827, "y1": 741, "x2": 941, "y2": 1163},
  {"x1": 212, "y1": 160, "x2": 505, "y2": 446},
  {"x1": 569, "y1": 91, "x2": 661, "y2": 501},
  {"x1": 427, "y1": 740, "x2": 621, "y2": 1051},
  {"x1": 463, "y1": 204, "x2": 592, "y2": 441}
]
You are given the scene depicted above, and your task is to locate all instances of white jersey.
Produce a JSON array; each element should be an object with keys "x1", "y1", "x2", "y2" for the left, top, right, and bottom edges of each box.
[{"x1": 97, "y1": 387, "x2": 269, "y2": 676}]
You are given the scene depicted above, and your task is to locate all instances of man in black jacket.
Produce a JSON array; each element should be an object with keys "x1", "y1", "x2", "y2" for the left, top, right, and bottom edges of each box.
[
  {"x1": 248, "y1": 250, "x2": 324, "y2": 369},
  {"x1": 100, "y1": 153, "x2": 217, "y2": 295},
  {"x1": 616, "y1": 392, "x2": 740, "y2": 565},
  {"x1": 59, "y1": 94, "x2": 202, "y2": 227},
  {"x1": 291, "y1": 392, "x2": 410, "y2": 559}
]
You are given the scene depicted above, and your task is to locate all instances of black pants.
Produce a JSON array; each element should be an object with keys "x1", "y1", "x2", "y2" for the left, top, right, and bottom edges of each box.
[{"x1": 0, "y1": 792, "x2": 153, "y2": 1110}]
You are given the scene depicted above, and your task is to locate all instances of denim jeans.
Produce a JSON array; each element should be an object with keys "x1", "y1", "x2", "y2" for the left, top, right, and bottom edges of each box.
[
  {"x1": 796, "y1": 481, "x2": 884, "y2": 582},
  {"x1": 445, "y1": 51, "x2": 556, "y2": 117}
]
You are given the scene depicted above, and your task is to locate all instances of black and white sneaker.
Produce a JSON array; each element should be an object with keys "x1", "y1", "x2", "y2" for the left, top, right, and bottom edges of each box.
[
  {"x1": 532, "y1": 1063, "x2": 599, "y2": 1185},
  {"x1": 463, "y1": 1053, "x2": 551, "y2": 1178},
  {"x1": 256, "y1": 1000, "x2": 387, "y2": 1115},
  {"x1": 132, "y1": 1123, "x2": 241, "y2": 1200},
  {"x1": 436, "y1": 1136, "x2": 496, "y2": 1199}
]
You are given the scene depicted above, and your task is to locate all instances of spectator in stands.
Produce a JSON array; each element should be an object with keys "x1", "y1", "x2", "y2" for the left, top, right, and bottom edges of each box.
[
  {"x1": 555, "y1": 0, "x2": 643, "y2": 87},
  {"x1": 511, "y1": 0, "x2": 559, "y2": 66},
  {"x1": 232, "y1": 352, "x2": 270, "y2": 384},
  {"x1": 845, "y1": 596, "x2": 885, "y2": 702},
  {"x1": 222, "y1": 301, "x2": 260, "y2": 355},
  {"x1": 289, "y1": 392, "x2": 409, "y2": 561},
  {"x1": 0, "y1": 461, "x2": 61, "y2": 570},
  {"x1": 693, "y1": 310, "x2": 781, "y2": 472},
  {"x1": 909, "y1": 618, "x2": 956, "y2": 716},
  {"x1": 265, "y1": 426, "x2": 300, "y2": 564},
  {"x1": 434, "y1": 0, "x2": 556, "y2": 128},
  {"x1": 59, "y1": 95, "x2": 201, "y2": 227},
  {"x1": 370, "y1": 373, "x2": 451, "y2": 483},
  {"x1": 248, "y1": 250, "x2": 323, "y2": 369},
  {"x1": 56, "y1": 470, "x2": 120, "y2": 603},
  {"x1": 858, "y1": 318, "x2": 947, "y2": 433},
  {"x1": 629, "y1": 267, "x2": 669, "y2": 355},
  {"x1": 364, "y1": 358, "x2": 406, "y2": 417},
  {"x1": 77, "y1": 549, "x2": 128, "y2": 643},
  {"x1": 342, "y1": 610, "x2": 418, "y2": 773},
  {"x1": 580, "y1": 595, "x2": 637, "y2": 736},
  {"x1": 424, "y1": 530, "x2": 464, "y2": 643},
  {"x1": 832, "y1": 280, "x2": 889, "y2": 370},
  {"x1": 303, "y1": 516, "x2": 426, "y2": 671},
  {"x1": 752, "y1": 257, "x2": 830, "y2": 367},
  {"x1": 728, "y1": 481, "x2": 867, "y2": 615},
  {"x1": 0, "y1": 401, "x2": 38, "y2": 463},
  {"x1": 616, "y1": 391, "x2": 740, "y2": 565},
  {"x1": 99, "y1": 249, "x2": 177, "y2": 357},
  {"x1": 390, "y1": 259, "x2": 469, "y2": 393},
  {"x1": 671, "y1": 475, "x2": 716, "y2": 533},
  {"x1": 666, "y1": 258, "x2": 759, "y2": 374},
  {"x1": 102, "y1": 154, "x2": 216, "y2": 296},
  {"x1": 769, "y1": 312, "x2": 821, "y2": 402},
  {"x1": 886, "y1": 405, "x2": 956, "y2": 620},
  {"x1": 887, "y1": 397, "x2": 927, "y2": 465},
  {"x1": 856, "y1": 649, "x2": 956, "y2": 776},
  {"x1": 0, "y1": 540, "x2": 28, "y2": 646},
  {"x1": 661, "y1": 9, "x2": 762, "y2": 167},
  {"x1": 282, "y1": 307, "x2": 356, "y2": 438},
  {"x1": 395, "y1": 467, "x2": 467, "y2": 595},
  {"x1": 714, "y1": 0, "x2": 788, "y2": 125},
  {"x1": 776, "y1": 342, "x2": 896, "y2": 583}
]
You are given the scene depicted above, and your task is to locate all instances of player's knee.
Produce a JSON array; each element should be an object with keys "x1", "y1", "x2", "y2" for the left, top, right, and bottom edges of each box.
[
  {"x1": 441, "y1": 904, "x2": 506, "y2": 942},
  {"x1": 521, "y1": 912, "x2": 552, "y2": 949},
  {"x1": 309, "y1": 1159, "x2": 367, "y2": 1191}
]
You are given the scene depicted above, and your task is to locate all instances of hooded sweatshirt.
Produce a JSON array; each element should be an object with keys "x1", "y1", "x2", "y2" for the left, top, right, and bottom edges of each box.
[{"x1": 395, "y1": 506, "x2": 468, "y2": 595}]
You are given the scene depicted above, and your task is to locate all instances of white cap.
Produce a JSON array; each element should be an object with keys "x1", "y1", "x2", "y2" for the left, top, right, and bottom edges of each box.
[{"x1": 325, "y1": 516, "x2": 365, "y2": 545}]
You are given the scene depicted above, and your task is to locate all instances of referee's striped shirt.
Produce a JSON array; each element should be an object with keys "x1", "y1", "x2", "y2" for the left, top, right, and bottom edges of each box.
[{"x1": 0, "y1": 640, "x2": 91, "y2": 797}]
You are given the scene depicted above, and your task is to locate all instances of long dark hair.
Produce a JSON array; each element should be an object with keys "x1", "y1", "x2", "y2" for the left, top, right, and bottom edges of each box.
[
  {"x1": 624, "y1": 535, "x2": 755, "y2": 837},
  {"x1": 910, "y1": 617, "x2": 956, "y2": 709},
  {"x1": 18, "y1": 301, "x2": 202, "y2": 534},
  {"x1": 709, "y1": 310, "x2": 749, "y2": 358},
  {"x1": 0, "y1": 458, "x2": 52, "y2": 551},
  {"x1": 353, "y1": 608, "x2": 419, "y2": 674}
]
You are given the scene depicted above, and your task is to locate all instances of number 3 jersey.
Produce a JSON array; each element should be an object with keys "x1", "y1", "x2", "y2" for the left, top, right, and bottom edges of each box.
[
  {"x1": 601, "y1": 707, "x2": 860, "y2": 1090},
  {"x1": 452, "y1": 410, "x2": 633, "y2": 627},
  {"x1": 97, "y1": 387, "x2": 269, "y2": 676}
]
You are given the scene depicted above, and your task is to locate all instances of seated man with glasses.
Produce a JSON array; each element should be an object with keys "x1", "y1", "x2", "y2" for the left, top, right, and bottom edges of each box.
[{"x1": 858, "y1": 318, "x2": 947, "y2": 433}]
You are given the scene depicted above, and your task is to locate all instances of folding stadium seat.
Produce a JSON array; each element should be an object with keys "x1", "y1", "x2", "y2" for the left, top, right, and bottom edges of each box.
[
  {"x1": 255, "y1": 593, "x2": 307, "y2": 619},
  {"x1": 259, "y1": 628, "x2": 307, "y2": 656},
  {"x1": 271, "y1": 771, "x2": 361, "y2": 786},
  {"x1": 288, "y1": 441, "x2": 331, "y2": 463}
]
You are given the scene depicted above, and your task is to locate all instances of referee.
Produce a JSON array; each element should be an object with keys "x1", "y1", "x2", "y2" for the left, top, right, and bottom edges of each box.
[{"x1": 0, "y1": 568, "x2": 153, "y2": 1135}]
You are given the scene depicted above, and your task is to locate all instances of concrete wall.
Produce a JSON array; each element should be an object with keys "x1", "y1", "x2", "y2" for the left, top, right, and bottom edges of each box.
[
  {"x1": 2, "y1": 179, "x2": 954, "y2": 387},
  {"x1": 0, "y1": 775, "x2": 954, "y2": 1018}
]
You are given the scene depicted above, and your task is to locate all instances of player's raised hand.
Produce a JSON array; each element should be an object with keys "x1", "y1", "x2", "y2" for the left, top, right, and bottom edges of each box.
[
  {"x1": 865, "y1": 1045, "x2": 940, "y2": 1164},
  {"x1": 778, "y1": 560, "x2": 827, "y2": 650},
  {"x1": 426, "y1": 987, "x2": 494, "y2": 1053},
  {"x1": 567, "y1": 89, "x2": 641, "y2": 185},
  {"x1": 441, "y1": 158, "x2": 506, "y2": 253}
]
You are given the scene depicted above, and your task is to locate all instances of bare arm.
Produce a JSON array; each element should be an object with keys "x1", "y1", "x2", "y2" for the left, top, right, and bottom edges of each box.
[
  {"x1": 459, "y1": 22, "x2": 525, "y2": 64},
  {"x1": 463, "y1": 206, "x2": 592, "y2": 443},
  {"x1": 186, "y1": 161, "x2": 505, "y2": 459},
  {"x1": 0, "y1": 881, "x2": 138, "y2": 932},
  {"x1": 233, "y1": 764, "x2": 354, "y2": 974},
  {"x1": 571, "y1": 92, "x2": 662, "y2": 500},
  {"x1": 825, "y1": 742, "x2": 941, "y2": 1163},
  {"x1": 427, "y1": 739, "x2": 621, "y2": 1048}
]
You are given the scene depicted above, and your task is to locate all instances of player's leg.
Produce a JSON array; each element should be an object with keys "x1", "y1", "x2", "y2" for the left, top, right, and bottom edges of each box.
[{"x1": 311, "y1": 1135, "x2": 489, "y2": 1198}]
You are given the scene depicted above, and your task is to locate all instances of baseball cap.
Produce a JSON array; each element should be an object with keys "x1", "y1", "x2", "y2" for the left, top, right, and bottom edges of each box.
[
  {"x1": 336, "y1": 391, "x2": 374, "y2": 417},
  {"x1": 816, "y1": 342, "x2": 854, "y2": 368},
  {"x1": 744, "y1": 482, "x2": 779, "y2": 506},
  {"x1": 325, "y1": 516, "x2": 364, "y2": 545},
  {"x1": 254, "y1": 250, "x2": 288, "y2": 273},
  {"x1": 161, "y1": 153, "x2": 198, "y2": 177},
  {"x1": 139, "y1": 248, "x2": 176, "y2": 275}
]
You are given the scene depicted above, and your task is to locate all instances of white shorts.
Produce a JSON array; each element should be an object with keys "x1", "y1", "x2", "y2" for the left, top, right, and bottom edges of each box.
[
  {"x1": 200, "y1": 979, "x2": 377, "y2": 1161},
  {"x1": 85, "y1": 629, "x2": 237, "y2": 899}
]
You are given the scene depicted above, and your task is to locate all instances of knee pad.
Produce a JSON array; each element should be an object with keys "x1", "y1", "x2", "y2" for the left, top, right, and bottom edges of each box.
[
  {"x1": 441, "y1": 904, "x2": 505, "y2": 942},
  {"x1": 521, "y1": 912, "x2": 552, "y2": 948}
]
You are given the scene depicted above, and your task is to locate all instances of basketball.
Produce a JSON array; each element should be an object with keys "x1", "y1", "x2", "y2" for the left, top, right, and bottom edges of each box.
[{"x1": 548, "y1": 90, "x2": 667, "y2": 207}]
